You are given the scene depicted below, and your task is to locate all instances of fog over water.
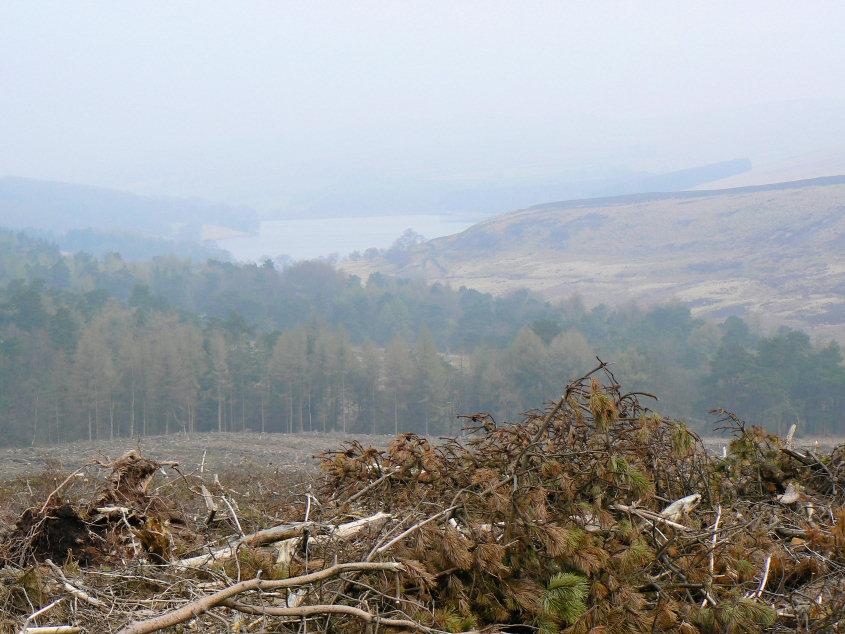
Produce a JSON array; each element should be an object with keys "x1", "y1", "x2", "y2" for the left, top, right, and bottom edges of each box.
[{"x1": 219, "y1": 214, "x2": 476, "y2": 262}]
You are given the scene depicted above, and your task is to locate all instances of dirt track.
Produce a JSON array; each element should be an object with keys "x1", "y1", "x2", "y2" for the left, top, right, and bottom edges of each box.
[{"x1": 0, "y1": 431, "x2": 395, "y2": 480}]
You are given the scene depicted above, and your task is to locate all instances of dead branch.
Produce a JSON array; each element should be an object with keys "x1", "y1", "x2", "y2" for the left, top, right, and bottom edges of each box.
[
  {"x1": 200, "y1": 484, "x2": 217, "y2": 524},
  {"x1": 115, "y1": 561, "x2": 404, "y2": 634},
  {"x1": 611, "y1": 503, "x2": 691, "y2": 532},
  {"x1": 220, "y1": 600, "x2": 447, "y2": 633},
  {"x1": 19, "y1": 598, "x2": 64, "y2": 634},
  {"x1": 175, "y1": 522, "x2": 313, "y2": 569},
  {"x1": 374, "y1": 506, "x2": 458, "y2": 557},
  {"x1": 44, "y1": 559, "x2": 106, "y2": 608}
]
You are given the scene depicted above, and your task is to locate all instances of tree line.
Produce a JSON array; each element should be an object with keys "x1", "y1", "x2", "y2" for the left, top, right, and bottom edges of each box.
[{"x1": 1, "y1": 228, "x2": 843, "y2": 446}]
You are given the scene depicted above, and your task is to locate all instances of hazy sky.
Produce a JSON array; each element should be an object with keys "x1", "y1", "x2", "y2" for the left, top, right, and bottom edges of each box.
[{"x1": 3, "y1": 1, "x2": 845, "y2": 213}]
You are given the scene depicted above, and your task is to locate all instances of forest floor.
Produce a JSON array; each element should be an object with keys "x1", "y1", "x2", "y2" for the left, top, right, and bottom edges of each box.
[{"x1": 2, "y1": 431, "x2": 844, "y2": 480}]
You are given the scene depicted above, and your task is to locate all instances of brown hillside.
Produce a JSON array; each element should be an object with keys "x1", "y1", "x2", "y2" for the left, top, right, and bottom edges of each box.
[{"x1": 343, "y1": 176, "x2": 845, "y2": 341}]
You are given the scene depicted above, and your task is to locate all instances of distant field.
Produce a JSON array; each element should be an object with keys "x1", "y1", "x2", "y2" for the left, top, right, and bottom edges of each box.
[
  {"x1": 700, "y1": 436, "x2": 845, "y2": 455},
  {"x1": 1, "y1": 431, "x2": 842, "y2": 481},
  {"x1": 0, "y1": 431, "x2": 396, "y2": 480}
]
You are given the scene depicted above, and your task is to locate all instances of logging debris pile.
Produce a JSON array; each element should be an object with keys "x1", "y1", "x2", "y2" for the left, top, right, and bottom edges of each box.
[{"x1": 1, "y1": 363, "x2": 844, "y2": 633}]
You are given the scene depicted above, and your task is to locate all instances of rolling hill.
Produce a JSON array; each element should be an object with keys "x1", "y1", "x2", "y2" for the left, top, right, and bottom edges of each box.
[
  {"x1": 342, "y1": 175, "x2": 845, "y2": 342},
  {"x1": 0, "y1": 176, "x2": 258, "y2": 238}
]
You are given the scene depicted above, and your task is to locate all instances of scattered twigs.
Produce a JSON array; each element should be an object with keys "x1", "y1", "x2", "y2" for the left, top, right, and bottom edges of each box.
[
  {"x1": 39, "y1": 463, "x2": 93, "y2": 514},
  {"x1": 6, "y1": 374, "x2": 845, "y2": 633}
]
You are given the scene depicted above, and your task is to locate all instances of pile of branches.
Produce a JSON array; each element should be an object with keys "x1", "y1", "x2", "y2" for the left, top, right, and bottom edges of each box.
[
  {"x1": 1, "y1": 362, "x2": 844, "y2": 632},
  {"x1": 317, "y1": 363, "x2": 845, "y2": 632}
]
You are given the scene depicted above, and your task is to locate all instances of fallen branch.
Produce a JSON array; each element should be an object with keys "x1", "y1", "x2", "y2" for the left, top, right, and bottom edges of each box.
[
  {"x1": 116, "y1": 561, "x2": 404, "y2": 634},
  {"x1": 374, "y1": 506, "x2": 458, "y2": 556},
  {"x1": 220, "y1": 599, "x2": 444, "y2": 633},
  {"x1": 177, "y1": 512, "x2": 390, "y2": 570},
  {"x1": 221, "y1": 495, "x2": 244, "y2": 537},
  {"x1": 747, "y1": 554, "x2": 772, "y2": 599},
  {"x1": 341, "y1": 470, "x2": 394, "y2": 508},
  {"x1": 19, "y1": 598, "x2": 64, "y2": 634},
  {"x1": 612, "y1": 503, "x2": 691, "y2": 532},
  {"x1": 331, "y1": 511, "x2": 391, "y2": 540},
  {"x1": 200, "y1": 484, "x2": 217, "y2": 525},
  {"x1": 175, "y1": 522, "x2": 313, "y2": 569},
  {"x1": 44, "y1": 559, "x2": 106, "y2": 608},
  {"x1": 660, "y1": 493, "x2": 701, "y2": 522}
]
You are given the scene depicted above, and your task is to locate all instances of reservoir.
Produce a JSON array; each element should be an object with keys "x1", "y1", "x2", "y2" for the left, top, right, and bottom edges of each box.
[{"x1": 215, "y1": 213, "x2": 475, "y2": 262}]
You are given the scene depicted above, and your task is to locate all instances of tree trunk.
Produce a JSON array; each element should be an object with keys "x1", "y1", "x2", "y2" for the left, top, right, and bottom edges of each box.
[
  {"x1": 130, "y1": 377, "x2": 135, "y2": 437},
  {"x1": 217, "y1": 392, "x2": 223, "y2": 433},
  {"x1": 260, "y1": 391, "x2": 265, "y2": 434},
  {"x1": 31, "y1": 393, "x2": 39, "y2": 446},
  {"x1": 94, "y1": 390, "x2": 100, "y2": 440}
]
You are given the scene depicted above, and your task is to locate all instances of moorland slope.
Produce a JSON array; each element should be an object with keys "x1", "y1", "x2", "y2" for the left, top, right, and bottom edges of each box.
[{"x1": 343, "y1": 176, "x2": 845, "y2": 341}]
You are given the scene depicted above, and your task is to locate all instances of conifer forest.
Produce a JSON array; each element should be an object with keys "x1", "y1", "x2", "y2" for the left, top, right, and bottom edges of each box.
[{"x1": 2, "y1": 229, "x2": 844, "y2": 448}]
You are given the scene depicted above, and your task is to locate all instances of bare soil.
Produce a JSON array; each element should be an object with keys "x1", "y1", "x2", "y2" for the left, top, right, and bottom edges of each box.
[{"x1": 0, "y1": 431, "x2": 396, "y2": 480}]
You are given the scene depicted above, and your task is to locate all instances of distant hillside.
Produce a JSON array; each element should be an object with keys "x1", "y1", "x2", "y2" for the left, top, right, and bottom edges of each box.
[
  {"x1": 342, "y1": 175, "x2": 845, "y2": 342},
  {"x1": 0, "y1": 176, "x2": 259, "y2": 239},
  {"x1": 690, "y1": 149, "x2": 845, "y2": 191},
  {"x1": 264, "y1": 158, "x2": 751, "y2": 219}
]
